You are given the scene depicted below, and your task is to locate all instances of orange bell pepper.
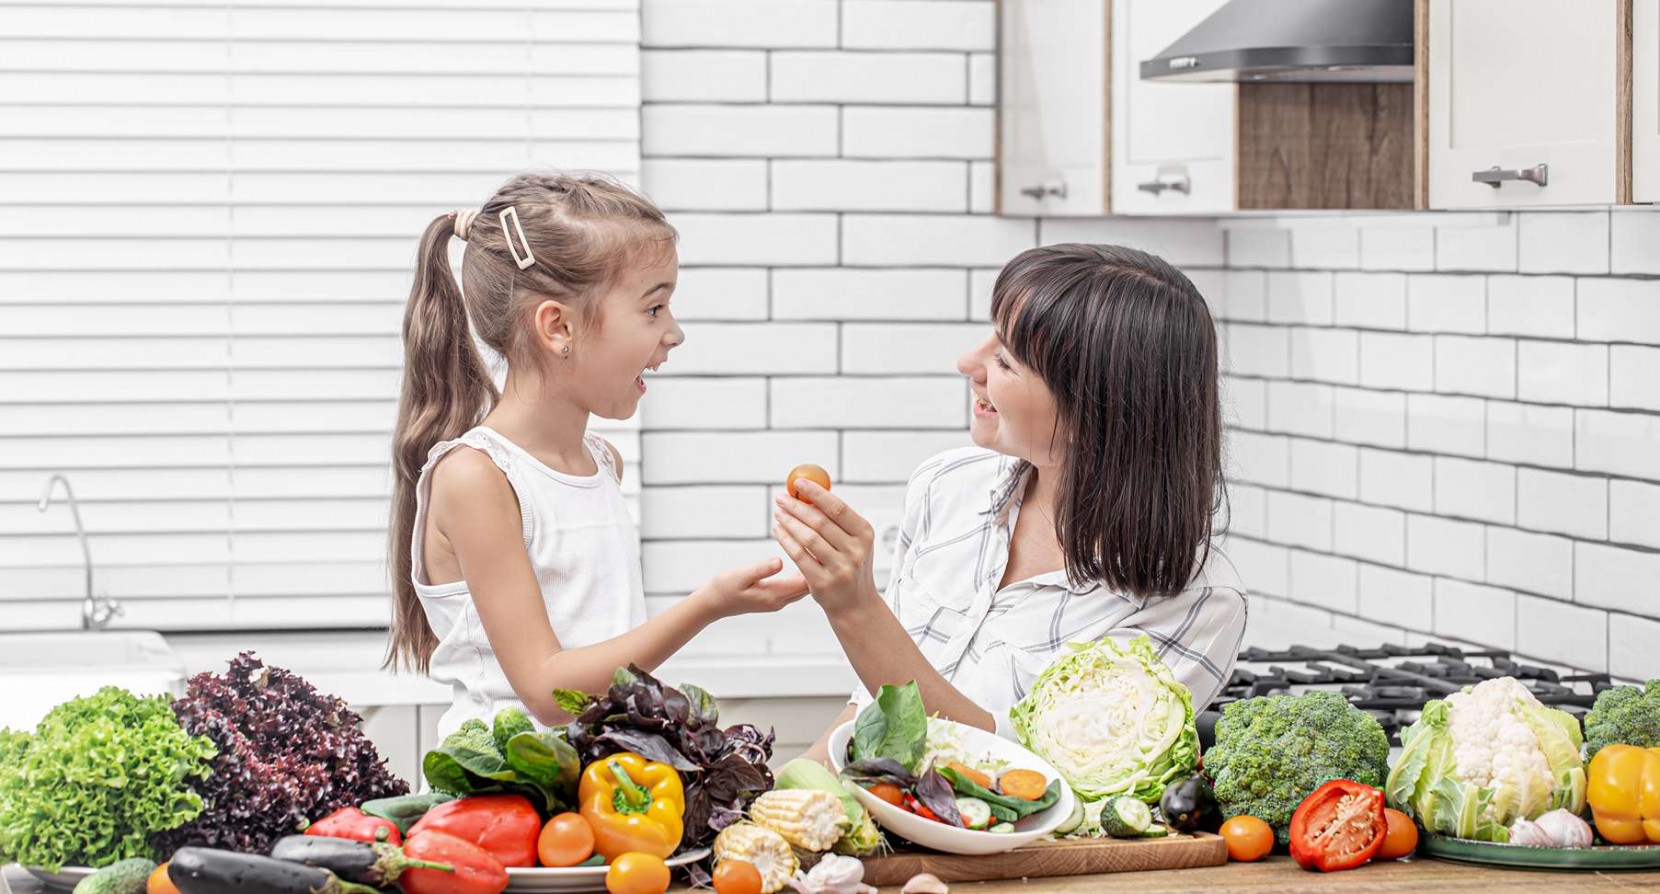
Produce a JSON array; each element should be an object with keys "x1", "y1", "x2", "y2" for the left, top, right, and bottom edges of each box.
[
  {"x1": 1587, "y1": 744, "x2": 1660, "y2": 845},
  {"x1": 578, "y1": 753, "x2": 685, "y2": 860}
]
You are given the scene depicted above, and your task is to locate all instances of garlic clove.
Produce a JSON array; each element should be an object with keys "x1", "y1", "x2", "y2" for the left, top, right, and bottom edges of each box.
[{"x1": 902, "y1": 873, "x2": 950, "y2": 894}]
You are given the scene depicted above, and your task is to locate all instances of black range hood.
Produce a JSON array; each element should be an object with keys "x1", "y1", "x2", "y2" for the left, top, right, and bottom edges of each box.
[{"x1": 1141, "y1": 0, "x2": 1414, "y2": 84}]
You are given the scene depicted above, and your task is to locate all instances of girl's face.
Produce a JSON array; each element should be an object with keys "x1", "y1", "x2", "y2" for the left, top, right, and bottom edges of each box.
[
  {"x1": 567, "y1": 244, "x2": 684, "y2": 420},
  {"x1": 956, "y1": 329, "x2": 1062, "y2": 466}
]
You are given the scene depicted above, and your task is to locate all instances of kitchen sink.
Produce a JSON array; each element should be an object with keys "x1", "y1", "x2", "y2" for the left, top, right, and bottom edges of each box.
[{"x1": 0, "y1": 630, "x2": 189, "y2": 732}]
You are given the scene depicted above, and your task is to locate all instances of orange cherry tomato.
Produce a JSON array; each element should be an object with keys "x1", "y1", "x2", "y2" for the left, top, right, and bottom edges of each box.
[
  {"x1": 785, "y1": 463, "x2": 832, "y2": 501},
  {"x1": 1379, "y1": 808, "x2": 1419, "y2": 860},
  {"x1": 606, "y1": 852, "x2": 670, "y2": 894},
  {"x1": 539, "y1": 812, "x2": 597, "y2": 868},
  {"x1": 867, "y1": 782, "x2": 905, "y2": 806},
  {"x1": 1219, "y1": 815, "x2": 1275, "y2": 863},
  {"x1": 712, "y1": 859, "x2": 764, "y2": 894},
  {"x1": 997, "y1": 769, "x2": 1049, "y2": 801},
  {"x1": 149, "y1": 862, "x2": 182, "y2": 894}
]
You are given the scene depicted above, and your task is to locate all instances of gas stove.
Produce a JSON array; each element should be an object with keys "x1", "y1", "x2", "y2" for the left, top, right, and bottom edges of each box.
[{"x1": 1197, "y1": 642, "x2": 1616, "y2": 749}]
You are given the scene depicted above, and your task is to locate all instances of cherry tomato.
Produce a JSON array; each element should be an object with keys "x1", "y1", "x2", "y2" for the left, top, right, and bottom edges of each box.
[
  {"x1": 712, "y1": 859, "x2": 764, "y2": 894},
  {"x1": 1219, "y1": 815, "x2": 1275, "y2": 863},
  {"x1": 606, "y1": 852, "x2": 671, "y2": 894},
  {"x1": 785, "y1": 463, "x2": 832, "y2": 500},
  {"x1": 1378, "y1": 808, "x2": 1419, "y2": 860},
  {"x1": 538, "y1": 812, "x2": 597, "y2": 867},
  {"x1": 148, "y1": 862, "x2": 182, "y2": 894},
  {"x1": 868, "y1": 782, "x2": 904, "y2": 806}
]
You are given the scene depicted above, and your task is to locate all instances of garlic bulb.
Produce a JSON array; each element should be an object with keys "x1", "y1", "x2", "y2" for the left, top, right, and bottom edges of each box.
[
  {"x1": 1533, "y1": 809, "x2": 1594, "y2": 849},
  {"x1": 785, "y1": 853, "x2": 876, "y2": 894},
  {"x1": 1507, "y1": 818, "x2": 1553, "y2": 848}
]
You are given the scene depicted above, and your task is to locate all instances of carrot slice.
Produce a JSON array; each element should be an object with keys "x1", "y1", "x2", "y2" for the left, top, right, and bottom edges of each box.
[
  {"x1": 998, "y1": 769, "x2": 1048, "y2": 801},
  {"x1": 947, "y1": 762, "x2": 993, "y2": 790}
]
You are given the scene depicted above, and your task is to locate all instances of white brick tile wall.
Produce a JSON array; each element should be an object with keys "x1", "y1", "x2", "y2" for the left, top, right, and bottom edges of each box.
[
  {"x1": 1407, "y1": 393, "x2": 1485, "y2": 457},
  {"x1": 640, "y1": 378, "x2": 768, "y2": 430},
  {"x1": 1609, "y1": 346, "x2": 1660, "y2": 412},
  {"x1": 1408, "y1": 274, "x2": 1486, "y2": 333},
  {"x1": 1609, "y1": 480, "x2": 1660, "y2": 549},
  {"x1": 1229, "y1": 431, "x2": 1290, "y2": 487},
  {"x1": 644, "y1": 105, "x2": 838, "y2": 157},
  {"x1": 1229, "y1": 483, "x2": 1267, "y2": 538},
  {"x1": 1290, "y1": 550, "x2": 1359, "y2": 613},
  {"x1": 1486, "y1": 527, "x2": 1575, "y2": 601},
  {"x1": 968, "y1": 54, "x2": 995, "y2": 105},
  {"x1": 842, "y1": 214, "x2": 1035, "y2": 266},
  {"x1": 1267, "y1": 380, "x2": 1333, "y2": 438},
  {"x1": 1228, "y1": 324, "x2": 1290, "y2": 378},
  {"x1": 642, "y1": 50, "x2": 767, "y2": 102},
  {"x1": 1359, "y1": 564, "x2": 1433, "y2": 630},
  {"x1": 1226, "y1": 537, "x2": 1288, "y2": 596},
  {"x1": 1515, "y1": 594, "x2": 1608, "y2": 671},
  {"x1": 841, "y1": 107, "x2": 994, "y2": 159},
  {"x1": 1518, "y1": 211, "x2": 1611, "y2": 275},
  {"x1": 1610, "y1": 614, "x2": 1660, "y2": 679},
  {"x1": 1574, "y1": 542, "x2": 1660, "y2": 616},
  {"x1": 1610, "y1": 210, "x2": 1660, "y2": 275},
  {"x1": 1487, "y1": 275, "x2": 1574, "y2": 338},
  {"x1": 643, "y1": 159, "x2": 769, "y2": 211},
  {"x1": 1334, "y1": 271, "x2": 1407, "y2": 329},
  {"x1": 1266, "y1": 271, "x2": 1335, "y2": 325},
  {"x1": 1227, "y1": 229, "x2": 1290, "y2": 268},
  {"x1": 1360, "y1": 225, "x2": 1435, "y2": 272},
  {"x1": 1226, "y1": 375, "x2": 1266, "y2": 429},
  {"x1": 1435, "y1": 217, "x2": 1518, "y2": 273},
  {"x1": 1435, "y1": 336, "x2": 1516, "y2": 399},
  {"x1": 771, "y1": 160, "x2": 968, "y2": 212},
  {"x1": 642, "y1": 0, "x2": 838, "y2": 49},
  {"x1": 1335, "y1": 502, "x2": 1406, "y2": 566},
  {"x1": 772, "y1": 268, "x2": 968, "y2": 321},
  {"x1": 1517, "y1": 341, "x2": 1608, "y2": 406},
  {"x1": 675, "y1": 213, "x2": 839, "y2": 266},
  {"x1": 771, "y1": 52, "x2": 966, "y2": 104},
  {"x1": 642, "y1": 486, "x2": 769, "y2": 539},
  {"x1": 672, "y1": 268, "x2": 770, "y2": 320},
  {"x1": 1577, "y1": 410, "x2": 1660, "y2": 480},
  {"x1": 1290, "y1": 439, "x2": 1358, "y2": 499},
  {"x1": 1486, "y1": 402, "x2": 1574, "y2": 469},
  {"x1": 1290, "y1": 225, "x2": 1359, "y2": 269},
  {"x1": 1516, "y1": 469, "x2": 1608, "y2": 540},
  {"x1": 770, "y1": 377, "x2": 965, "y2": 429},
  {"x1": 1406, "y1": 515, "x2": 1485, "y2": 579},
  {"x1": 1578, "y1": 278, "x2": 1660, "y2": 346},
  {"x1": 1434, "y1": 578, "x2": 1516, "y2": 650},
  {"x1": 1358, "y1": 332, "x2": 1433, "y2": 391},
  {"x1": 841, "y1": 323, "x2": 982, "y2": 374},
  {"x1": 1040, "y1": 218, "x2": 1225, "y2": 267},
  {"x1": 1290, "y1": 327, "x2": 1358, "y2": 384},
  {"x1": 1433, "y1": 457, "x2": 1515, "y2": 525},
  {"x1": 666, "y1": 322, "x2": 838, "y2": 374},
  {"x1": 840, "y1": 0, "x2": 994, "y2": 50},
  {"x1": 1359, "y1": 448, "x2": 1434, "y2": 512},
  {"x1": 1334, "y1": 387, "x2": 1407, "y2": 448},
  {"x1": 969, "y1": 162, "x2": 994, "y2": 213},
  {"x1": 841, "y1": 430, "x2": 969, "y2": 482},
  {"x1": 1268, "y1": 491, "x2": 1334, "y2": 551},
  {"x1": 643, "y1": 431, "x2": 839, "y2": 485},
  {"x1": 642, "y1": 539, "x2": 791, "y2": 593},
  {"x1": 969, "y1": 268, "x2": 998, "y2": 320},
  {"x1": 1223, "y1": 270, "x2": 1268, "y2": 321}
]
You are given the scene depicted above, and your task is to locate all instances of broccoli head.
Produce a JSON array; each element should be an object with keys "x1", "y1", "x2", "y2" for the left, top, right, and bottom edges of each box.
[
  {"x1": 1585, "y1": 680, "x2": 1660, "y2": 761},
  {"x1": 492, "y1": 707, "x2": 535, "y2": 752},
  {"x1": 1203, "y1": 691, "x2": 1391, "y2": 843}
]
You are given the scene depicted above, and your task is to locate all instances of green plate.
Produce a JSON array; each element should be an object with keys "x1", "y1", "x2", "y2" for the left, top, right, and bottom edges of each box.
[{"x1": 1421, "y1": 834, "x2": 1660, "y2": 871}]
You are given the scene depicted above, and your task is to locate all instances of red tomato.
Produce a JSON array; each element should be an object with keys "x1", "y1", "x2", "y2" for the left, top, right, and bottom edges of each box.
[
  {"x1": 1378, "y1": 808, "x2": 1419, "y2": 860},
  {"x1": 867, "y1": 782, "x2": 904, "y2": 806},
  {"x1": 1288, "y1": 781, "x2": 1387, "y2": 872},
  {"x1": 1218, "y1": 815, "x2": 1274, "y2": 862},
  {"x1": 785, "y1": 463, "x2": 832, "y2": 500}
]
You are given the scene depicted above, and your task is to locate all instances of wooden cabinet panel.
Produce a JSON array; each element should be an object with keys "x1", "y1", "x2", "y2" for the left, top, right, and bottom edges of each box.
[
  {"x1": 1428, "y1": 0, "x2": 1628, "y2": 208},
  {"x1": 1636, "y1": 0, "x2": 1660, "y2": 201},
  {"x1": 1109, "y1": 0, "x2": 1235, "y2": 214},
  {"x1": 998, "y1": 0, "x2": 1109, "y2": 216}
]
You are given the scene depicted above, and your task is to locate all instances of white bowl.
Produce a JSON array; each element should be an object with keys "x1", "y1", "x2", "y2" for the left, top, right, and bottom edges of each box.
[{"x1": 827, "y1": 719, "x2": 1076, "y2": 856}]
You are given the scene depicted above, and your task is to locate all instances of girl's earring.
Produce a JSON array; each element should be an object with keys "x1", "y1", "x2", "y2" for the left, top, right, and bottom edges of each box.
[{"x1": 561, "y1": 345, "x2": 570, "y2": 358}]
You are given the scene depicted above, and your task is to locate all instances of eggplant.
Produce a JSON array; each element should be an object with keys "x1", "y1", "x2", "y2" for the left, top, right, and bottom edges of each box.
[
  {"x1": 268, "y1": 835, "x2": 453, "y2": 886},
  {"x1": 1158, "y1": 774, "x2": 1218, "y2": 833},
  {"x1": 167, "y1": 848, "x2": 380, "y2": 894}
]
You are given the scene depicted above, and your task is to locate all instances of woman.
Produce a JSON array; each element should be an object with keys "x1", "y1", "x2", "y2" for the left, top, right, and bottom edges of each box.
[{"x1": 773, "y1": 244, "x2": 1248, "y2": 757}]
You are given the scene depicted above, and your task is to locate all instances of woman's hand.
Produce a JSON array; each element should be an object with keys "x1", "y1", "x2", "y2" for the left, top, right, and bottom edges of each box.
[
  {"x1": 691, "y1": 557, "x2": 810, "y2": 621},
  {"x1": 772, "y1": 479, "x2": 880, "y2": 615}
]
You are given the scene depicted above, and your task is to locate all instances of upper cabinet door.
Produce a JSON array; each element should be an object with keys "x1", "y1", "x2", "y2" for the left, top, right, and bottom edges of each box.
[
  {"x1": 1635, "y1": 0, "x2": 1659, "y2": 201},
  {"x1": 1109, "y1": 0, "x2": 1235, "y2": 215},
  {"x1": 1428, "y1": 0, "x2": 1629, "y2": 209},
  {"x1": 998, "y1": 0, "x2": 1109, "y2": 216}
]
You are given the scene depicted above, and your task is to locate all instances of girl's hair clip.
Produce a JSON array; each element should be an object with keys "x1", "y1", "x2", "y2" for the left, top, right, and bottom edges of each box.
[{"x1": 499, "y1": 205, "x2": 536, "y2": 270}]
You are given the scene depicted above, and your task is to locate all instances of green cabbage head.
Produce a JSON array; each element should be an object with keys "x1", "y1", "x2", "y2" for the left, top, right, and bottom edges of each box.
[{"x1": 1011, "y1": 635, "x2": 1198, "y2": 804}]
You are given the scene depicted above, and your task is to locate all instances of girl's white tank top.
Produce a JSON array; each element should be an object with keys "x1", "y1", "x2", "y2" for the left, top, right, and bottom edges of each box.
[{"x1": 411, "y1": 426, "x2": 646, "y2": 739}]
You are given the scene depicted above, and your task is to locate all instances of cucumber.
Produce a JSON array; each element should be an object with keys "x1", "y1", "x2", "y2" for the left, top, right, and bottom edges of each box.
[
  {"x1": 1098, "y1": 797, "x2": 1153, "y2": 839},
  {"x1": 988, "y1": 822, "x2": 1017, "y2": 834},
  {"x1": 955, "y1": 797, "x2": 994, "y2": 830},
  {"x1": 1054, "y1": 797, "x2": 1086, "y2": 835},
  {"x1": 73, "y1": 858, "x2": 155, "y2": 894}
]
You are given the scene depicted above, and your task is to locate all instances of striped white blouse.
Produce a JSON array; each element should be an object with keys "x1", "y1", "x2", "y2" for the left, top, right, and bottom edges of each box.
[{"x1": 851, "y1": 447, "x2": 1249, "y2": 739}]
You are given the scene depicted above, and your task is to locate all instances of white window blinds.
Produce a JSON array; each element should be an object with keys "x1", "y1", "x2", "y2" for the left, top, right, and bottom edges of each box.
[{"x1": 0, "y1": 0, "x2": 643, "y2": 631}]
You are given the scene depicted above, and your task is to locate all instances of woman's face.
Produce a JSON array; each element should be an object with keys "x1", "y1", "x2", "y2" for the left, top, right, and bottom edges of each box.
[{"x1": 956, "y1": 329, "x2": 1062, "y2": 466}]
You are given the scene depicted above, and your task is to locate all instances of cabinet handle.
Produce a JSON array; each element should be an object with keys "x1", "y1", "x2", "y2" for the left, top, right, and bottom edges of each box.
[
  {"x1": 1019, "y1": 181, "x2": 1068, "y2": 200},
  {"x1": 1137, "y1": 175, "x2": 1192, "y2": 196},
  {"x1": 1472, "y1": 164, "x2": 1548, "y2": 188}
]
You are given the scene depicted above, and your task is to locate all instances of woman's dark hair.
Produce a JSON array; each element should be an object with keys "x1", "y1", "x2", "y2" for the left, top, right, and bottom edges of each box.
[{"x1": 990, "y1": 243, "x2": 1224, "y2": 598}]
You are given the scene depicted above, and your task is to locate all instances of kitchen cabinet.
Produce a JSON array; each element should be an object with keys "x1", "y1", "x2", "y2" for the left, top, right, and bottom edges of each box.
[
  {"x1": 998, "y1": 0, "x2": 1109, "y2": 216},
  {"x1": 1109, "y1": 0, "x2": 1236, "y2": 214},
  {"x1": 1426, "y1": 0, "x2": 1632, "y2": 208},
  {"x1": 1636, "y1": 0, "x2": 1660, "y2": 201}
]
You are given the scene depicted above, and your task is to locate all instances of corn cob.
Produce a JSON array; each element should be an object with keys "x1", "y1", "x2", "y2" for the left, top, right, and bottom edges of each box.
[
  {"x1": 747, "y1": 788, "x2": 850, "y2": 852},
  {"x1": 713, "y1": 823, "x2": 798, "y2": 894}
]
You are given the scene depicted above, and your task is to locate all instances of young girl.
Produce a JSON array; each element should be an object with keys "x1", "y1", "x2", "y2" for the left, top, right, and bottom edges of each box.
[
  {"x1": 777, "y1": 243, "x2": 1248, "y2": 755},
  {"x1": 386, "y1": 172, "x2": 807, "y2": 737}
]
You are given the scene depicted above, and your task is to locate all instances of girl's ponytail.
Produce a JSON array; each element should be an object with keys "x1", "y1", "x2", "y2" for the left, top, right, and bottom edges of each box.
[{"x1": 386, "y1": 213, "x2": 498, "y2": 673}]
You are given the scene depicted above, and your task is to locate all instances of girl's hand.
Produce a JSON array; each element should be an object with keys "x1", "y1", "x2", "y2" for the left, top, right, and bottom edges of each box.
[
  {"x1": 692, "y1": 557, "x2": 810, "y2": 620},
  {"x1": 772, "y1": 479, "x2": 880, "y2": 615}
]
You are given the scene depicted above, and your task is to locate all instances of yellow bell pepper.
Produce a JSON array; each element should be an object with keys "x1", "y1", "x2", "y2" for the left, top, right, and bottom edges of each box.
[
  {"x1": 578, "y1": 752, "x2": 686, "y2": 860},
  {"x1": 1587, "y1": 744, "x2": 1660, "y2": 845}
]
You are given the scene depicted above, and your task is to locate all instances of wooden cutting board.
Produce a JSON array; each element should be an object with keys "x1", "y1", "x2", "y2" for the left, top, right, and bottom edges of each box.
[{"x1": 859, "y1": 832, "x2": 1227, "y2": 886}]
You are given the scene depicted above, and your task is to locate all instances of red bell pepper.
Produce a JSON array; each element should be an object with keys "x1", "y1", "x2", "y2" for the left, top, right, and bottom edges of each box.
[
  {"x1": 304, "y1": 806, "x2": 402, "y2": 845},
  {"x1": 1289, "y1": 780, "x2": 1387, "y2": 872},
  {"x1": 407, "y1": 793, "x2": 541, "y2": 868},
  {"x1": 401, "y1": 831, "x2": 508, "y2": 894}
]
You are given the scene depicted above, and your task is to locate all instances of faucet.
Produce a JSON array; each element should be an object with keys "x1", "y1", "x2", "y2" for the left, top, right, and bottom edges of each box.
[{"x1": 37, "y1": 474, "x2": 122, "y2": 631}]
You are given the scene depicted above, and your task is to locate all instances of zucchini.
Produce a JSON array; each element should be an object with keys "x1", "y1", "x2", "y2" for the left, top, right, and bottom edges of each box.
[
  {"x1": 72, "y1": 858, "x2": 154, "y2": 894},
  {"x1": 955, "y1": 797, "x2": 993, "y2": 830},
  {"x1": 268, "y1": 835, "x2": 453, "y2": 886},
  {"x1": 359, "y1": 792, "x2": 457, "y2": 834},
  {"x1": 167, "y1": 848, "x2": 380, "y2": 894},
  {"x1": 1098, "y1": 797, "x2": 1153, "y2": 839},
  {"x1": 1054, "y1": 797, "x2": 1086, "y2": 835}
]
